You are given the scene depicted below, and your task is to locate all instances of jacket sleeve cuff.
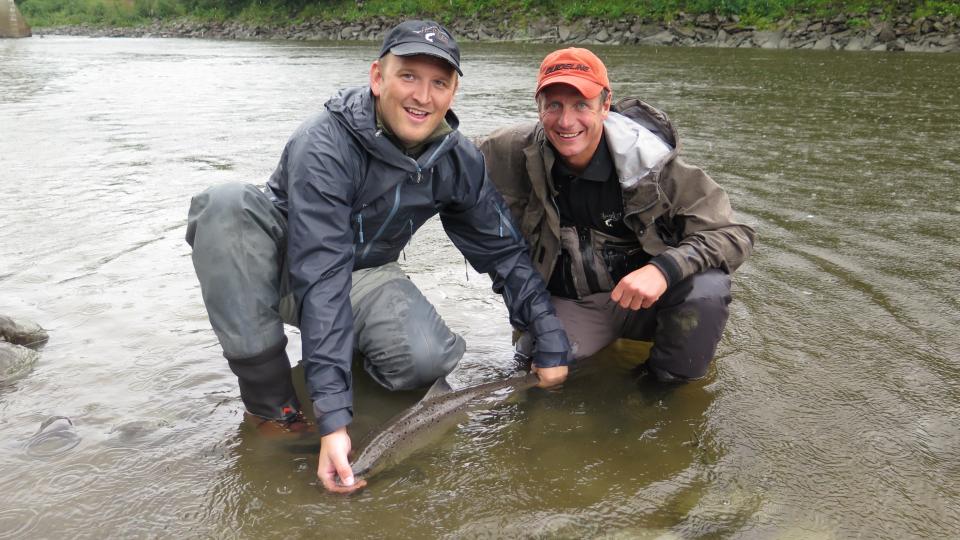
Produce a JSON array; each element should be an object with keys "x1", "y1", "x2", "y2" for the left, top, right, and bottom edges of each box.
[
  {"x1": 649, "y1": 254, "x2": 682, "y2": 288},
  {"x1": 314, "y1": 407, "x2": 353, "y2": 437},
  {"x1": 530, "y1": 313, "x2": 564, "y2": 336},
  {"x1": 532, "y1": 328, "x2": 570, "y2": 368}
]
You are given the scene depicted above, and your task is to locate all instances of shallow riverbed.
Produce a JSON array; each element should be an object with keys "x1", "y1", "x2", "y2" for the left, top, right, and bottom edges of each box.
[{"x1": 1, "y1": 37, "x2": 958, "y2": 538}]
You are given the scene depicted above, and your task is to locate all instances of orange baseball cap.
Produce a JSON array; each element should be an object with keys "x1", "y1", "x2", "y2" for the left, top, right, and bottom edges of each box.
[{"x1": 535, "y1": 47, "x2": 610, "y2": 99}]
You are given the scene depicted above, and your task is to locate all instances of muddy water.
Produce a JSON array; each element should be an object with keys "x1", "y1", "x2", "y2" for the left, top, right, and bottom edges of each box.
[{"x1": 1, "y1": 37, "x2": 958, "y2": 538}]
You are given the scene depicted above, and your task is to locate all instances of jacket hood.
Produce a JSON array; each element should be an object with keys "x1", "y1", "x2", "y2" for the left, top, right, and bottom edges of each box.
[
  {"x1": 324, "y1": 86, "x2": 462, "y2": 170},
  {"x1": 612, "y1": 98, "x2": 677, "y2": 148},
  {"x1": 605, "y1": 98, "x2": 679, "y2": 189}
]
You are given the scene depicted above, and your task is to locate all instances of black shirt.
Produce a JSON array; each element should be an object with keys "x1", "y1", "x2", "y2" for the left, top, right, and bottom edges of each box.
[{"x1": 550, "y1": 135, "x2": 634, "y2": 238}]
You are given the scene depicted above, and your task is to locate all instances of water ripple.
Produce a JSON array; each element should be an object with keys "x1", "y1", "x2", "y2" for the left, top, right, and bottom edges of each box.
[
  {"x1": 0, "y1": 507, "x2": 40, "y2": 540},
  {"x1": 36, "y1": 462, "x2": 102, "y2": 496},
  {"x1": 128, "y1": 364, "x2": 194, "y2": 392}
]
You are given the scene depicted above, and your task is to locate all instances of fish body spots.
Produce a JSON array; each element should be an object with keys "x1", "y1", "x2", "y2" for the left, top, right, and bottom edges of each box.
[{"x1": 350, "y1": 373, "x2": 540, "y2": 481}]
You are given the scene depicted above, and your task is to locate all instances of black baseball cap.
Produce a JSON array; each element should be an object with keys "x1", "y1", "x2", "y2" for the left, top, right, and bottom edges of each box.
[{"x1": 378, "y1": 20, "x2": 463, "y2": 76}]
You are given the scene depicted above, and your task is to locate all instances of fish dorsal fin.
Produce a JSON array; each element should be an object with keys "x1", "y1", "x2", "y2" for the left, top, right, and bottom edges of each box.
[{"x1": 423, "y1": 376, "x2": 453, "y2": 400}]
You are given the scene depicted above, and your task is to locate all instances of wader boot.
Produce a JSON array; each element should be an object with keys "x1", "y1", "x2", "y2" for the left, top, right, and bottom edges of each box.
[{"x1": 226, "y1": 338, "x2": 312, "y2": 434}]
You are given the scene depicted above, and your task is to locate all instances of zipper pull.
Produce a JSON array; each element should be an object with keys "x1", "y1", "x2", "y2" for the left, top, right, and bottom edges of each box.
[{"x1": 357, "y1": 214, "x2": 364, "y2": 244}]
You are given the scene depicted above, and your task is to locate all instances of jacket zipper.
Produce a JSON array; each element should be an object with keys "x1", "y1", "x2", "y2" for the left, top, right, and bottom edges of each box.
[
  {"x1": 495, "y1": 205, "x2": 520, "y2": 241},
  {"x1": 356, "y1": 135, "x2": 451, "y2": 262},
  {"x1": 358, "y1": 182, "x2": 403, "y2": 263}
]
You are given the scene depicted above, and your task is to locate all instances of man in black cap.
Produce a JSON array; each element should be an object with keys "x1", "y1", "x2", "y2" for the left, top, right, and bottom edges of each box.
[{"x1": 186, "y1": 20, "x2": 570, "y2": 493}]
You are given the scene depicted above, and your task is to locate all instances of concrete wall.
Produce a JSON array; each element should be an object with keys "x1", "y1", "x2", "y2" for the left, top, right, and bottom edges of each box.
[{"x1": 0, "y1": 0, "x2": 32, "y2": 39}]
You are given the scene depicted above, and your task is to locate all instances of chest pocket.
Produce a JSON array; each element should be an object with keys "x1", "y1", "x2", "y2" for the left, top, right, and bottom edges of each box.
[
  {"x1": 654, "y1": 213, "x2": 684, "y2": 247},
  {"x1": 600, "y1": 236, "x2": 650, "y2": 285},
  {"x1": 552, "y1": 227, "x2": 649, "y2": 299}
]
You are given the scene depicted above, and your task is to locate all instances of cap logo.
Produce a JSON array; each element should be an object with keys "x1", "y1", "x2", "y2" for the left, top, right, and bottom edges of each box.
[
  {"x1": 544, "y1": 63, "x2": 591, "y2": 75},
  {"x1": 415, "y1": 25, "x2": 450, "y2": 44}
]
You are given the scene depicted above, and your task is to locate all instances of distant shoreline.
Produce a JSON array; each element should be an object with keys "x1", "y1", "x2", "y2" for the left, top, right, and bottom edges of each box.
[{"x1": 33, "y1": 11, "x2": 960, "y2": 53}]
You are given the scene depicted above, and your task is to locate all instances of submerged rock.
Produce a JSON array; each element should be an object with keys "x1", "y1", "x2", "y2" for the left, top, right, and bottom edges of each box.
[
  {"x1": 107, "y1": 418, "x2": 172, "y2": 446},
  {"x1": 0, "y1": 315, "x2": 48, "y2": 348},
  {"x1": 0, "y1": 341, "x2": 40, "y2": 384},
  {"x1": 0, "y1": 316, "x2": 48, "y2": 385},
  {"x1": 25, "y1": 416, "x2": 81, "y2": 457}
]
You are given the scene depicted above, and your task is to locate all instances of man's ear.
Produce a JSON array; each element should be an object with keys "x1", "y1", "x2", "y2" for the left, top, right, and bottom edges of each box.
[
  {"x1": 600, "y1": 91, "x2": 612, "y2": 117},
  {"x1": 369, "y1": 60, "x2": 383, "y2": 97}
]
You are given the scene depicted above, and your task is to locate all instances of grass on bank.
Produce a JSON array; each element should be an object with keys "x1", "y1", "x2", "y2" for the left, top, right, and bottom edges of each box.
[{"x1": 18, "y1": 0, "x2": 960, "y2": 29}]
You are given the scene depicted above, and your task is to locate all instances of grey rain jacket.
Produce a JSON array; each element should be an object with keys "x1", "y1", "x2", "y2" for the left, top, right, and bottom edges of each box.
[
  {"x1": 480, "y1": 97, "x2": 756, "y2": 290},
  {"x1": 264, "y1": 86, "x2": 570, "y2": 435}
]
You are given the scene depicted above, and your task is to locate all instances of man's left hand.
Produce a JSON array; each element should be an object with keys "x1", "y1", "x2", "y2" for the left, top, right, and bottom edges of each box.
[{"x1": 610, "y1": 264, "x2": 668, "y2": 310}]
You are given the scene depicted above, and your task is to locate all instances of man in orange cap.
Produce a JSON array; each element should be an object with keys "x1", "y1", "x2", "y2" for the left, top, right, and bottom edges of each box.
[{"x1": 480, "y1": 47, "x2": 756, "y2": 382}]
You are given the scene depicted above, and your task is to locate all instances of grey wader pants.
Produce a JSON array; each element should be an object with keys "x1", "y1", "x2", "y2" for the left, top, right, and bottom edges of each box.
[
  {"x1": 185, "y1": 183, "x2": 464, "y2": 421},
  {"x1": 518, "y1": 269, "x2": 731, "y2": 381}
]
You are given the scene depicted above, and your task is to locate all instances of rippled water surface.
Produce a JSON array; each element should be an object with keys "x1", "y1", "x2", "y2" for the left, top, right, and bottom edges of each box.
[{"x1": 2, "y1": 37, "x2": 959, "y2": 538}]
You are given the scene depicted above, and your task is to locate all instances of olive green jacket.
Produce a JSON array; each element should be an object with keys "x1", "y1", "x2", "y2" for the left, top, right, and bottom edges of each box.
[{"x1": 478, "y1": 97, "x2": 756, "y2": 287}]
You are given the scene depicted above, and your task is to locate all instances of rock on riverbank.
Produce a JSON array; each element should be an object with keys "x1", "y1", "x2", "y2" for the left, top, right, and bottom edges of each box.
[{"x1": 35, "y1": 10, "x2": 960, "y2": 53}]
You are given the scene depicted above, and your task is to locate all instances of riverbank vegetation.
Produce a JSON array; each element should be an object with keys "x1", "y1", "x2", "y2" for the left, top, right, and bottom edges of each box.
[{"x1": 18, "y1": 0, "x2": 960, "y2": 29}]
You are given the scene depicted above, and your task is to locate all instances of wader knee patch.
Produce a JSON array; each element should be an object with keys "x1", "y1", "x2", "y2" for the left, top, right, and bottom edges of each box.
[{"x1": 356, "y1": 277, "x2": 463, "y2": 391}]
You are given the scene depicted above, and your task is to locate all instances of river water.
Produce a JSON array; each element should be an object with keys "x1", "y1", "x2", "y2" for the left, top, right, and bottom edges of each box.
[{"x1": 1, "y1": 36, "x2": 958, "y2": 538}]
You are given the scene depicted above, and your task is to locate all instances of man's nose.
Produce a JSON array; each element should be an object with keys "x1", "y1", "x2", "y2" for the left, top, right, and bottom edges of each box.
[
  {"x1": 557, "y1": 106, "x2": 575, "y2": 128},
  {"x1": 412, "y1": 81, "x2": 430, "y2": 104}
]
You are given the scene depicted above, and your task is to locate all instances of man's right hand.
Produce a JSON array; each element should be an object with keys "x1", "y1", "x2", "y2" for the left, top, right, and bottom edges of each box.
[
  {"x1": 532, "y1": 364, "x2": 568, "y2": 387},
  {"x1": 317, "y1": 427, "x2": 366, "y2": 494}
]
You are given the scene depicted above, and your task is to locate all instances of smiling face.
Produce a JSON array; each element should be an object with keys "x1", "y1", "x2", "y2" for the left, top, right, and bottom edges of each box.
[
  {"x1": 537, "y1": 83, "x2": 611, "y2": 172},
  {"x1": 370, "y1": 53, "x2": 458, "y2": 147}
]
